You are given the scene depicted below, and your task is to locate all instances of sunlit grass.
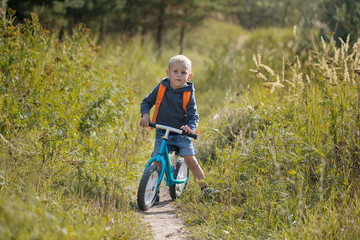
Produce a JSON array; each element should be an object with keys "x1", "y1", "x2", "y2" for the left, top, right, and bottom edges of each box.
[
  {"x1": 177, "y1": 31, "x2": 360, "y2": 239},
  {"x1": 1, "y1": 7, "x2": 359, "y2": 240},
  {"x1": 0, "y1": 10, "x2": 151, "y2": 239}
]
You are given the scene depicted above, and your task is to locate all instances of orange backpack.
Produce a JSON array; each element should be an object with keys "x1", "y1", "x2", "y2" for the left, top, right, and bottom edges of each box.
[{"x1": 151, "y1": 83, "x2": 197, "y2": 133}]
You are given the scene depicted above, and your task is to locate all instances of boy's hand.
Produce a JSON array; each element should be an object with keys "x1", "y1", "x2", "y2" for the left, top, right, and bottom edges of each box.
[
  {"x1": 180, "y1": 125, "x2": 193, "y2": 134},
  {"x1": 140, "y1": 113, "x2": 150, "y2": 127}
]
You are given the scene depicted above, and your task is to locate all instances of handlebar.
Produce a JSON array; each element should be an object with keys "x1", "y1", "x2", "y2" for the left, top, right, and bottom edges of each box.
[{"x1": 149, "y1": 122, "x2": 198, "y2": 140}]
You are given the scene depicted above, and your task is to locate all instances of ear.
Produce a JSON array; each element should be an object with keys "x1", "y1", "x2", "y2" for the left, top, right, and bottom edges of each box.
[
  {"x1": 188, "y1": 73, "x2": 193, "y2": 81},
  {"x1": 166, "y1": 69, "x2": 170, "y2": 78}
]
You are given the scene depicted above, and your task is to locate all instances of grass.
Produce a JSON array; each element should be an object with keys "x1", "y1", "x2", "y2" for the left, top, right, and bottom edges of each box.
[
  {"x1": 1, "y1": 7, "x2": 360, "y2": 240},
  {"x1": 176, "y1": 32, "x2": 360, "y2": 239},
  {"x1": 0, "y1": 10, "x2": 152, "y2": 239}
]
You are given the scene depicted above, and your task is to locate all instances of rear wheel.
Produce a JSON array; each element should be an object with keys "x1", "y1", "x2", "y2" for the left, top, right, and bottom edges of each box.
[
  {"x1": 169, "y1": 158, "x2": 189, "y2": 200},
  {"x1": 137, "y1": 165, "x2": 160, "y2": 211}
]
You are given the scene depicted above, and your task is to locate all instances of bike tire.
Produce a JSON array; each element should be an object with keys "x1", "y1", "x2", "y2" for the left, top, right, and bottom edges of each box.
[
  {"x1": 169, "y1": 158, "x2": 189, "y2": 200},
  {"x1": 137, "y1": 165, "x2": 160, "y2": 211}
]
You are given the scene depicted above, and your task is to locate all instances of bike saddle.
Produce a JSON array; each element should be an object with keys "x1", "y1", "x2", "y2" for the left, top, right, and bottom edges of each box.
[{"x1": 169, "y1": 145, "x2": 180, "y2": 154}]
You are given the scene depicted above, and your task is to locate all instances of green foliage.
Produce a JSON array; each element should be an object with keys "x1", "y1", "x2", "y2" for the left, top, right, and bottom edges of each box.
[
  {"x1": 0, "y1": 195, "x2": 145, "y2": 240},
  {"x1": 320, "y1": 0, "x2": 360, "y2": 46},
  {"x1": 7, "y1": 0, "x2": 360, "y2": 56},
  {"x1": 185, "y1": 23, "x2": 302, "y2": 116},
  {"x1": 177, "y1": 29, "x2": 360, "y2": 239},
  {"x1": 0, "y1": 10, "x2": 151, "y2": 239},
  {"x1": 2, "y1": 5, "x2": 360, "y2": 239},
  {"x1": 224, "y1": 0, "x2": 299, "y2": 28}
]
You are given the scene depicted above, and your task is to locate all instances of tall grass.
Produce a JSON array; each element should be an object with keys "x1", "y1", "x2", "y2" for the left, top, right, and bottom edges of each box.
[
  {"x1": 177, "y1": 31, "x2": 360, "y2": 239},
  {"x1": 0, "y1": 10, "x2": 151, "y2": 239},
  {"x1": 2, "y1": 6, "x2": 359, "y2": 239}
]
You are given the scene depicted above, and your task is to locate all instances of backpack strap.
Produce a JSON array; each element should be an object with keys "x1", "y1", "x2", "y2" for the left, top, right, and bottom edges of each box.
[
  {"x1": 182, "y1": 91, "x2": 191, "y2": 113},
  {"x1": 183, "y1": 91, "x2": 199, "y2": 134},
  {"x1": 151, "y1": 83, "x2": 198, "y2": 134},
  {"x1": 151, "y1": 83, "x2": 166, "y2": 126}
]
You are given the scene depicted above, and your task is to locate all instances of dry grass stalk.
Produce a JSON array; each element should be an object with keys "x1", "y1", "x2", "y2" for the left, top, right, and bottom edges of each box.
[
  {"x1": 321, "y1": 36, "x2": 327, "y2": 51},
  {"x1": 334, "y1": 46, "x2": 340, "y2": 64},
  {"x1": 293, "y1": 25, "x2": 297, "y2": 38},
  {"x1": 282, "y1": 56, "x2": 285, "y2": 82},
  {"x1": 296, "y1": 55, "x2": 301, "y2": 69},
  {"x1": 253, "y1": 54, "x2": 259, "y2": 67},
  {"x1": 259, "y1": 63, "x2": 274, "y2": 76},
  {"x1": 0, "y1": 133, "x2": 37, "y2": 157}
]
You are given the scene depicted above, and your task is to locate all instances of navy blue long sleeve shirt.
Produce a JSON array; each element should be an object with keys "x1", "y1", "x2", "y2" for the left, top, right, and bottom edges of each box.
[{"x1": 141, "y1": 78, "x2": 199, "y2": 132}]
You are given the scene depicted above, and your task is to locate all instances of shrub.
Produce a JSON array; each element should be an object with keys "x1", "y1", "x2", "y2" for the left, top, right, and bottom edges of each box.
[
  {"x1": 182, "y1": 32, "x2": 360, "y2": 239},
  {"x1": 0, "y1": 9, "x2": 150, "y2": 239}
]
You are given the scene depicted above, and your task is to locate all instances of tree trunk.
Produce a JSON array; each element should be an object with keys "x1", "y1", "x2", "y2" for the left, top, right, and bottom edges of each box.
[
  {"x1": 179, "y1": 24, "x2": 186, "y2": 54},
  {"x1": 156, "y1": 0, "x2": 166, "y2": 57},
  {"x1": 141, "y1": 13, "x2": 148, "y2": 46},
  {"x1": 122, "y1": 0, "x2": 134, "y2": 37},
  {"x1": 282, "y1": 0, "x2": 291, "y2": 27},
  {"x1": 98, "y1": 15, "x2": 106, "y2": 44}
]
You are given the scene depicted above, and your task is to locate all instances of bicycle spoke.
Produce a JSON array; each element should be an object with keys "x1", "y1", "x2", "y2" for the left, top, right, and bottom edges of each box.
[{"x1": 138, "y1": 165, "x2": 161, "y2": 211}]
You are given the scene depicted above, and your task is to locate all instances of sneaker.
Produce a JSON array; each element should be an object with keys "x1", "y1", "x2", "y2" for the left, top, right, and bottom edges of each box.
[
  {"x1": 155, "y1": 190, "x2": 160, "y2": 203},
  {"x1": 201, "y1": 186, "x2": 220, "y2": 198}
]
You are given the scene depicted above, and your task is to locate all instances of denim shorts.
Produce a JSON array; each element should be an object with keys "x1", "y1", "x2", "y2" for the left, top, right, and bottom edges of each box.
[{"x1": 151, "y1": 130, "x2": 196, "y2": 157}]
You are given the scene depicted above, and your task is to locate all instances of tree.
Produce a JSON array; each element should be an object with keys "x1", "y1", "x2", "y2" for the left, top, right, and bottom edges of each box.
[
  {"x1": 220, "y1": 0, "x2": 301, "y2": 29},
  {"x1": 155, "y1": 0, "x2": 166, "y2": 56},
  {"x1": 7, "y1": 0, "x2": 125, "y2": 41},
  {"x1": 167, "y1": 0, "x2": 215, "y2": 54},
  {"x1": 319, "y1": 0, "x2": 360, "y2": 45},
  {"x1": 119, "y1": 0, "x2": 216, "y2": 55}
]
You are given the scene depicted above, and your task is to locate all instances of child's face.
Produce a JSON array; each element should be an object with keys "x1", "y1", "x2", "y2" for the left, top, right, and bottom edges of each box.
[{"x1": 166, "y1": 62, "x2": 192, "y2": 89}]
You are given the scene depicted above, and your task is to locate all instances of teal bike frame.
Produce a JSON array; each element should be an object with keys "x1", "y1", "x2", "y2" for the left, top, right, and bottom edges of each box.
[{"x1": 143, "y1": 123, "x2": 190, "y2": 188}]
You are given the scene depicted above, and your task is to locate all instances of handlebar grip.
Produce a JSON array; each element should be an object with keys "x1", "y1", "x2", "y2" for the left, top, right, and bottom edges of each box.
[
  {"x1": 182, "y1": 131, "x2": 198, "y2": 140},
  {"x1": 148, "y1": 122, "x2": 198, "y2": 139}
]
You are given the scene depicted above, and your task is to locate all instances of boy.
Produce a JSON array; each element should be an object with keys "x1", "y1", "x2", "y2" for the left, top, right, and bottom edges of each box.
[{"x1": 140, "y1": 55, "x2": 217, "y2": 197}]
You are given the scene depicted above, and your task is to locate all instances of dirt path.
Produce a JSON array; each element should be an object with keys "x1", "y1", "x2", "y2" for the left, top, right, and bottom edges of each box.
[{"x1": 140, "y1": 185, "x2": 189, "y2": 240}]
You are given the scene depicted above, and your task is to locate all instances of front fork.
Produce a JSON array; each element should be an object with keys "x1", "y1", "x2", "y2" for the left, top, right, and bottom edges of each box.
[
  {"x1": 143, "y1": 155, "x2": 166, "y2": 189},
  {"x1": 143, "y1": 152, "x2": 185, "y2": 190}
]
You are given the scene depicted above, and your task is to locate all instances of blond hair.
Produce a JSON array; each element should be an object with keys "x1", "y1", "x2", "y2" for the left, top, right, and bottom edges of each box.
[{"x1": 168, "y1": 55, "x2": 192, "y2": 71}]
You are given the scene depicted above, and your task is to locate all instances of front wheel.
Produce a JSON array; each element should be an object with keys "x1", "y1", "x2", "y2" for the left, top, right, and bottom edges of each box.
[
  {"x1": 137, "y1": 165, "x2": 160, "y2": 211},
  {"x1": 169, "y1": 158, "x2": 189, "y2": 200}
]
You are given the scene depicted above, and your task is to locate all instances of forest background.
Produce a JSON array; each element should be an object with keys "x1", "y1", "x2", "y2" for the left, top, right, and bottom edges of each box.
[{"x1": 1, "y1": 0, "x2": 360, "y2": 239}]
